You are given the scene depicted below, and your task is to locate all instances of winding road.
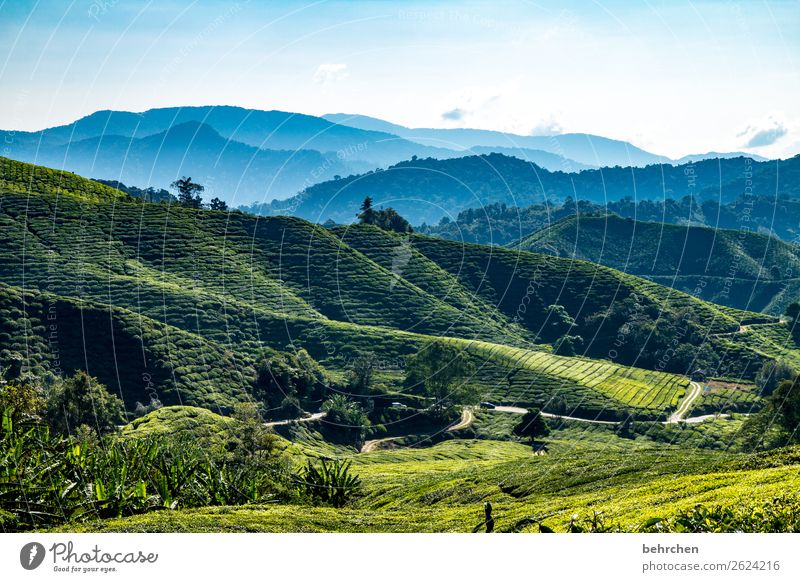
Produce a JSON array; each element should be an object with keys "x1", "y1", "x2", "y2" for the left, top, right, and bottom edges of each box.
[
  {"x1": 360, "y1": 436, "x2": 401, "y2": 453},
  {"x1": 667, "y1": 381, "x2": 703, "y2": 423},
  {"x1": 447, "y1": 408, "x2": 475, "y2": 431},
  {"x1": 360, "y1": 380, "x2": 712, "y2": 453},
  {"x1": 360, "y1": 408, "x2": 478, "y2": 453},
  {"x1": 264, "y1": 411, "x2": 326, "y2": 427},
  {"x1": 494, "y1": 381, "x2": 707, "y2": 426}
]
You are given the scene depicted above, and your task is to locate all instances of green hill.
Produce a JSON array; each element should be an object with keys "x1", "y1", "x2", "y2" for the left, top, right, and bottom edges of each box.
[
  {"x1": 252, "y1": 153, "x2": 800, "y2": 225},
  {"x1": 5, "y1": 156, "x2": 800, "y2": 534},
  {"x1": 0, "y1": 156, "x2": 789, "y2": 421},
  {"x1": 514, "y1": 214, "x2": 800, "y2": 313}
]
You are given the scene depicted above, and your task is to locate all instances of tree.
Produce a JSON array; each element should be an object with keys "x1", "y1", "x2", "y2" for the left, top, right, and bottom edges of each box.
[
  {"x1": 374, "y1": 207, "x2": 413, "y2": 233},
  {"x1": 133, "y1": 397, "x2": 162, "y2": 418},
  {"x1": 543, "y1": 304, "x2": 574, "y2": 341},
  {"x1": 357, "y1": 198, "x2": 413, "y2": 233},
  {"x1": 765, "y1": 375, "x2": 800, "y2": 443},
  {"x1": 513, "y1": 408, "x2": 550, "y2": 441},
  {"x1": 404, "y1": 341, "x2": 476, "y2": 416},
  {"x1": 358, "y1": 196, "x2": 377, "y2": 225},
  {"x1": 321, "y1": 394, "x2": 369, "y2": 446},
  {"x1": 787, "y1": 302, "x2": 800, "y2": 339},
  {"x1": 554, "y1": 334, "x2": 583, "y2": 356},
  {"x1": 0, "y1": 381, "x2": 44, "y2": 424},
  {"x1": 755, "y1": 360, "x2": 796, "y2": 396},
  {"x1": 348, "y1": 351, "x2": 377, "y2": 397},
  {"x1": 744, "y1": 372, "x2": 800, "y2": 449},
  {"x1": 253, "y1": 349, "x2": 328, "y2": 418},
  {"x1": 170, "y1": 176, "x2": 204, "y2": 209},
  {"x1": 226, "y1": 402, "x2": 280, "y2": 464},
  {"x1": 45, "y1": 371, "x2": 125, "y2": 435},
  {"x1": 209, "y1": 197, "x2": 228, "y2": 211}
]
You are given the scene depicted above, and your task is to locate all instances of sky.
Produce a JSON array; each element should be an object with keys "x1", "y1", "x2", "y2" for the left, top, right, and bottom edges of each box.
[{"x1": 0, "y1": 0, "x2": 798, "y2": 159}]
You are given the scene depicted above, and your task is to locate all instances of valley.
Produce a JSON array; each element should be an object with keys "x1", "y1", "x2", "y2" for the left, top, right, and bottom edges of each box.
[{"x1": 2, "y1": 152, "x2": 800, "y2": 534}]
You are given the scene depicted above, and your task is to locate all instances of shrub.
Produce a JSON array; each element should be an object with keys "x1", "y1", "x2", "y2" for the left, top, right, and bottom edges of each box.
[
  {"x1": 641, "y1": 497, "x2": 800, "y2": 532},
  {"x1": 321, "y1": 394, "x2": 369, "y2": 446},
  {"x1": 299, "y1": 458, "x2": 361, "y2": 508},
  {"x1": 45, "y1": 371, "x2": 125, "y2": 435}
]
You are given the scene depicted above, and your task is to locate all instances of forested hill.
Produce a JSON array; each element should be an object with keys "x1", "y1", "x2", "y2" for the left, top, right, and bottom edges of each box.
[
  {"x1": 514, "y1": 214, "x2": 800, "y2": 313},
  {"x1": 419, "y1": 194, "x2": 800, "y2": 246},
  {"x1": 250, "y1": 153, "x2": 799, "y2": 225},
  {"x1": 1, "y1": 156, "x2": 789, "y2": 422}
]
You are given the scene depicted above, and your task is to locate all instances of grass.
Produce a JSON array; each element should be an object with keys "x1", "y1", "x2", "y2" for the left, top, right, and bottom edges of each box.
[{"x1": 52, "y1": 438, "x2": 800, "y2": 533}]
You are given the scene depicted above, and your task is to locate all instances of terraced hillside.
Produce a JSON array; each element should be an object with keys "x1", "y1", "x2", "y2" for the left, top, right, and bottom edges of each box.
[
  {"x1": 59, "y1": 422, "x2": 800, "y2": 533},
  {"x1": 458, "y1": 340, "x2": 689, "y2": 421},
  {"x1": 515, "y1": 214, "x2": 800, "y2": 313},
  {"x1": 0, "y1": 157, "x2": 784, "y2": 419}
]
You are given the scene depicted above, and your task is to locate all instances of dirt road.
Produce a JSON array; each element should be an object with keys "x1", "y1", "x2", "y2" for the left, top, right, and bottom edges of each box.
[{"x1": 264, "y1": 411, "x2": 326, "y2": 427}]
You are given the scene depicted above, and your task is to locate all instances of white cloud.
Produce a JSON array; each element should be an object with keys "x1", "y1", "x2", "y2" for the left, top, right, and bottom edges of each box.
[
  {"x1": 313, "y1": 63, "x2": 348, "y2": 86},
  {"x1": 737, "y1": 115, "x2": 789, "y2": 148},
  {"x1": 528, "y1": 115, "x2": 563, "y2": 136},
  {"x1": 441, "y1": 108, "x2": 465, "y2": 121}
]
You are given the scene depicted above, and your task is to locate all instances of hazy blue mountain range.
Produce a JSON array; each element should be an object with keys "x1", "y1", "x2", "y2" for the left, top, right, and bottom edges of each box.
[
  {"x1": 323, "y1": 113, "x2": 768, "y2": 168},
  {"x1": 1, "y1": 106, "x2": 770, "y2": 205},
  {"x1": 252, "y1": 152, "x2": 796, "y2": 226}
]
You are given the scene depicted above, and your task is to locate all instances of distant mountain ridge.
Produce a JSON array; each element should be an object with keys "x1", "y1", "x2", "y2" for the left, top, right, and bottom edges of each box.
[
  {"x1": 0, "y1": 106, "x2": 772, "y2": 205},
  {"x1": 254, "y1": 152, "x2": 797, "y2": 226},
  {"x1": 323, "y1": 113, "x2": 769, "y2": 167},
  {"x1": 3, "y1": 120, "x2": 360, "y2": 205}
]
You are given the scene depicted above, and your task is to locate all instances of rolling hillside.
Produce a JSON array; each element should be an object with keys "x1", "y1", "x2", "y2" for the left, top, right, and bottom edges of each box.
[
  {"x1": 0, "y1": 156, "x2": 788, "y2": 421},
  {"x1": 514, "y1": 214, "x2": 800, "y2": 313},
  {"x1": 256, "y1": 153, "x2": 798, "y2": 225}
]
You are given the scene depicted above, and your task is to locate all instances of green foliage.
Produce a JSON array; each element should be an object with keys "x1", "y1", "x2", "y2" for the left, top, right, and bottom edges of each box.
[
  {"x1": 755, "y1": 360, "x2": 796, "y2": 395},
  {"x1": 744, "y1": 374, "x2": 800, "y2": 449},
  {"x1": 254, "y1": 349, "x2": 329, "y2": 418},
  {"x1": 93, "y1": 179, "x2": 175, "y2": 203},
  {"x1": 228, "y1": 402, "x2": 281, "y2": 460},
  {"x1": 42, "y1": 438, "x2": 800, "y2": 533},
  {"x1": 516, "y1": 214, "x2": 800, "y2": 314},
  {"x1": 0, "y1": 156, "x2": 132, "y2": 203},
  {"x1": 543, "y1": 304, "x2": 574, "y2": 341},
  {"x1": 0, "y1": 380, "x2": 44, "y2": 424},
  {"x1": 0, "y1": 166, "x2": 779, "y2": 418},
  {"x1": 512, "y1": 409, "x2": 550, "y2": 441},
  {"x1": 209, "y1": 197, "x2": 228, "y2": 211},
  {"x1": 346, "y1": 351, "x2": 377, "y2": 397},
  {"x1": 275, "y1": 153, "x2": 800, "y2": 227},
  {"x1": 45, "y1": 371, "x2": 125, "y2": 435},
  {"x1": 170, "y1": 176, "x2": 204, "y2": 208},
  {"x1": 0, "y1": 405, "x2": 292, "y2": 531},
  {"x1": 357, "y1": 197, "x2": 413, "y2": 233},
  {"x1": 641, "y1": 497, "x2": 800, "y2": 532},
  {"x1": 300, "y1": 458, "x2": 361, "y2": 507},
  {"x1": 122, "y1": 405, "x2": 234, "y2": 448},
  {"x1": 321, "y1": 394, "x2": 369, "y2": 446},
  {"x1": 405, "y1": 341, "x2": 477, "y2": 415}
]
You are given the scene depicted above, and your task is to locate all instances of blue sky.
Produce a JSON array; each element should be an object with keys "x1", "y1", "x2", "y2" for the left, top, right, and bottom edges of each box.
[{"x1": 1, "y1": 0, "x2": 798, "y2": 158}]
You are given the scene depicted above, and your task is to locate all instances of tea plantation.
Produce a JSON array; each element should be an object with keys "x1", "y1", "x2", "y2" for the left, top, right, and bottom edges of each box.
[{"x1": 4, "y1": 156, "x2": 800, "y2": 533}]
